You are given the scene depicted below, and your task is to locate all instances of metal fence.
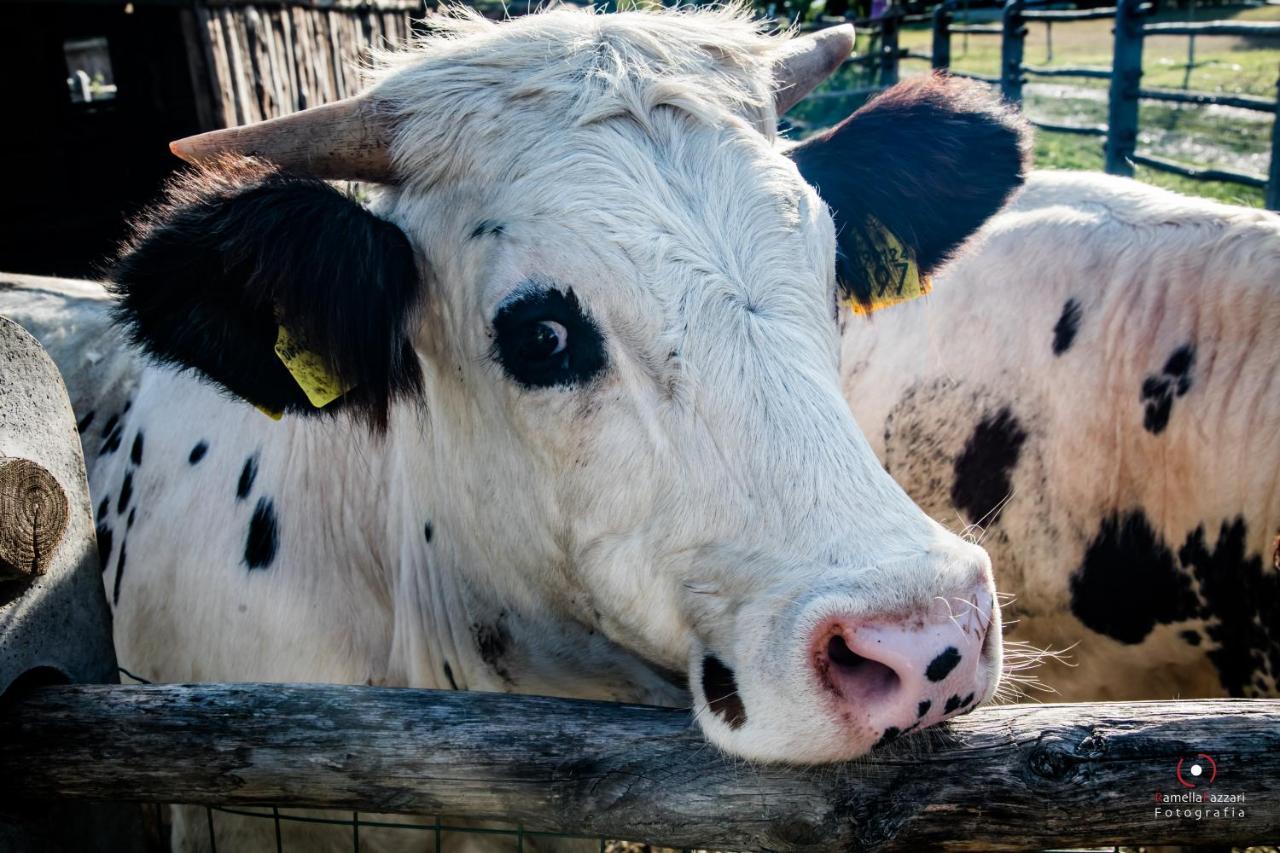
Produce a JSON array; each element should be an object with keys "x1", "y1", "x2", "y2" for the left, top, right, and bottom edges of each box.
[{"x1": 801, "y1": 0, "x2": 1280, "y2": 209}]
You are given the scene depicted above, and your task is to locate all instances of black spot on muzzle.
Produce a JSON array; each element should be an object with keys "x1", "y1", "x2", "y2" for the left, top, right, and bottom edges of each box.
[
  {"x1": 925, "y1": 646, "x2": 961, "y2": 682},
  {"x1": 701, "y1": 655, "x2": 746, "y2": 730}
]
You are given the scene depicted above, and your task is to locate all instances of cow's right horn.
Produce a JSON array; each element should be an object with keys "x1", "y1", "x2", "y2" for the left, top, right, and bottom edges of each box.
[
  {"x1": 168, "y1": 95, "x2": 395, "y2": 183},
  {"x1": 771, "y1": 24, "x2": 855, "y2": 116}
]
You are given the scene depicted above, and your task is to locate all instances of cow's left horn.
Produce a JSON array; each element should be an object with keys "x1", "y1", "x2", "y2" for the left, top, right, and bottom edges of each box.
[
  {"x1": 771, "y1": 24, "x2": 855, "y2": 116},
  {"x1": 168, "y1": 95, "x2": 394, "y2": 183}
]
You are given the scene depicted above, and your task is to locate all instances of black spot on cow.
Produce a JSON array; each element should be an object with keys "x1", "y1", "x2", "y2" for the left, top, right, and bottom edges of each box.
[
  {"x1": 100, "y1": 413, "x2": 119, "y2": 439},
  {"x1": 189, "y1": 441, "x2": 209, "y2": 464},
  {"x1": 117, "y1": 471, "x2": 133, "y2": 515},
  {"x1": 1070, "y1": 510, "x2": 1197, "y2": 645},
  {"x1": 244, "y1": 498, "x2": 278, "y2": 570},
  {"x1": 112, "y1": 535, "x2": 128, "y2": 605},
  {"x1": 944, "y1": 694, "x2": 963, "y2": 713},
  {"x1": 236, "y1": 455, "x2": 258, "y2": 501},
  {"x1": 122, "y1": 399, "x2": 132, "y2": 414},
  {"x1": 1140, "y1": 343, "x2": 1196, "y2": 434},
  {"x1": 1071, "y1": 510, "x2": 1277, "y2": 696},
  {"x1": 1178, "y1": 517, "x2": 1277, "y2": 698},
  {"x1": 424, "y1": 522, "x2": 433, "y2": 543},
  {"x1": 1051, "y1": 298, "x2": 1081, "y2": 356},
  {"x1": 874, "y1": 727, "x2": 901, "y2": 749},
  {"x1": 442, "y1": 661, "x2": 459, "y2": 691},
  {"x1": 473, "y1": 619, "x2": 514, "y2": 685},
  {"x1": 97, "y1": 497, "x2": 109, "y2": 523},
  {"x1": 917, "y1": 699, "x2": 931, "y2": 718},
  {"x1": 77, "y1": 411, "x2": 95, "y2": 434},
  {"x1": 701, "y1": 655, "x2": 747, "y2": 730},
  {"x1": 130, "y1": 432, "x2": 144, "y2": 466},
  {"x1": 95, "y1": 525, "x2": 113, "y2": 570},
  {"x1": 951, "y1": 407, "x2": 1027, "y2": 526},
  {"x1": 101, "y1": 425, "x2": 124, "y2": 456},
  {"x1": 960, "y1": 692, "x2": 975, "y2": 709},
  {"x1": 127, "y1": 508, "x2": 135, "y2": 530},
  {"x1": 469, "y1": 220, "x2": 505, "y2": 239},
  {"x1": 926, "y1": 647, "x2": 961, "y2": 682}
]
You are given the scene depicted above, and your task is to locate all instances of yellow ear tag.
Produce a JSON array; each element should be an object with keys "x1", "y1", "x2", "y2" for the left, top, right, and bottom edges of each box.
[
  {"x1": 273, "y1": 325, "x2": 352, "y2": 410},
  {"x1": 845, "y1": 218, "x2": 933, "y2": 316}
]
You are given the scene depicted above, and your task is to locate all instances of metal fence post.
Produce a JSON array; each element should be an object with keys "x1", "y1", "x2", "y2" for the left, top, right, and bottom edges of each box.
[
  {"x1": 881, "y1": 8, "x2": 901, "y2": 87},
  {"x1": 1000, "y1": 0, "x2": 1026, "y2": 105},
  {"x1": 1267, "y1": 68, "x2": 1280, "y2": 211},
  {"x1": 1106, "y1": 0, "x2": 1145, "y2": 176},
  {"x1": 931, "y1": 1, "x2": 952, "y2": 70}
]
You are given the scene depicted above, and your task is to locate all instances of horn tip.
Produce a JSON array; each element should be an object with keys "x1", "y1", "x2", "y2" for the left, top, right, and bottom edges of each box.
[
  {"x1": 818, "y1": 23, "x2": 855, "y2": 56},
  {"x1": 169, "y1": 136, "x2": 198, "y2": 164}
]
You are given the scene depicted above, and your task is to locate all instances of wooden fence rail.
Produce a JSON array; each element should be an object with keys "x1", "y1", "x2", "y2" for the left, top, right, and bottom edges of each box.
[
  {"x1": 0, "y1": 684, "x2": 1278, "y2": 851},
  {"x1": 829, "y1": 0, "x2": 1280, "y2": 209}
]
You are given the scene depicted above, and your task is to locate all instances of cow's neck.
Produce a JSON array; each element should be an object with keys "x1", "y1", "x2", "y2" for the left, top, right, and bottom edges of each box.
[{"x1": 379, "y1": 399, "x2": 687, "y2": 706}]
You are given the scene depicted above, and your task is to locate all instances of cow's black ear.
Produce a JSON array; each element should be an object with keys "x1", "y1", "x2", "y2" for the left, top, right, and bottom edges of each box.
[
  {"x1": 789, "y1": 74, "x2": 1031, "y2": 309},
  {"x1": 109, "y1": 157, "x2": 422, "y2": 429}
]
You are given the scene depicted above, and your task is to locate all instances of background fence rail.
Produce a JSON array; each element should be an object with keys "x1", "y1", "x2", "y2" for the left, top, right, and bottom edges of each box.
[
  {"x1": 1, "y1": 683, "x2": 1278, "y2": 851},
  {"x1": 812, "y1": 0, "x2": 1280, "y2": 209}
]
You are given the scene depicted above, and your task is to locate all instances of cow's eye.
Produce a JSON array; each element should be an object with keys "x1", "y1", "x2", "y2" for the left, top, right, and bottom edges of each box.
[
  {"x1": 492, "y1": 287, "x2": 606, "y2": 389},
  {"x1": 519, "y1": 321, "x2": 568, "y2": 362}
]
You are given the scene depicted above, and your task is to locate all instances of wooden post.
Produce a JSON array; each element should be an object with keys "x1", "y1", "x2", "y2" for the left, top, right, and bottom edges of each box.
[
  {"x1": 1266, "y1": 66, "x2": 1280, "y2": 211},
  {"x1": 0, "y1": 458, "x2": 68, "y2": 581},
  {"x1": 1000, "y1": 0, "x2": 1025, "y2": 105},
  {"x1": 880, "y1": 8, "x2": 901, "y2": 88},
  {"x1": 0, "y1": 312, "x2": 141, "y2": 849},
  {"x1": 1106, "y1": 0, "x2": 1145, "y2": 176},
  {"x1": 931, "y1": 1, "x2": 952, "y2": 70},
  {"x1": 1, "y1": 685, "x2": 1279, "y2": 851}
]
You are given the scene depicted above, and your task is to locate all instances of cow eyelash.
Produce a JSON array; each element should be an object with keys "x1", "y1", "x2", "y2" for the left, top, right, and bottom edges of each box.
[{"x1": 491, "y1": 286, "x2": 607, "y2": 389}]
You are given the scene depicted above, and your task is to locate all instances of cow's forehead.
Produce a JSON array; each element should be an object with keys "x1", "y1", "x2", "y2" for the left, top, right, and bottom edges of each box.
[
  {"x1": 386, "y1": 112, "x2": 834, "y2": 364},
  {"x1": 372, "y1": 6, "x2": 786, "y2": 189}
]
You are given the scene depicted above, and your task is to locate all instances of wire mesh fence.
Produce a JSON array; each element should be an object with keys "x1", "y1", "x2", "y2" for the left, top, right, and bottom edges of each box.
[
  {"x1": 183, "y1": 804, "x2": 1160, "y2": 853},
  {"x1": 172, "y1": 804, "x2": 715, "y2": 853}
]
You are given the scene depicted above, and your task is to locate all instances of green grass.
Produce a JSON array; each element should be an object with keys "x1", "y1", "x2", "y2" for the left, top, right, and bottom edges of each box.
[
  {"x1": 839, "y1": 3, "x2": 1280, "y2": 207},
  {"x1": 899, "y1": 4, "x2": 1280, "y2": 96},
  {"x1": 1033, "y1": 131, "x2": 1267, "y2": 205}
]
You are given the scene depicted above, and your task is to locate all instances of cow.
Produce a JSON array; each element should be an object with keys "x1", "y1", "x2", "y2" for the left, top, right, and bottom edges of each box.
[
  {"x1": 0, "y1": 5, "x2": 1031, "y2": 850},
  {"x1": 840, "y1": 169, "x2": 1280, "y2": 704}
]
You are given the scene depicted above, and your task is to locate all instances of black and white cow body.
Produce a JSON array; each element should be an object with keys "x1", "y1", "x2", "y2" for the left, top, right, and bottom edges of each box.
[{"x1": 843, "y1": 170, "x2": 1280, "y2": 702}]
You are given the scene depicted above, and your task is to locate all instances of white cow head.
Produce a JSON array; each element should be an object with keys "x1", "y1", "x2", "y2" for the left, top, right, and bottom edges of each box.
[{"x1": 111, "y1": 7, "x2": 1029, "y2": 761}]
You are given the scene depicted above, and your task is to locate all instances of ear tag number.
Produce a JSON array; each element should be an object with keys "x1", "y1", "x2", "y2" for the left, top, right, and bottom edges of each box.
[
  {"x1": 274, "y1": 325, "x2": 352, "y2": 410},
  {"x1": 846, "y1": 218, "x2": 933, "y2": 316}
]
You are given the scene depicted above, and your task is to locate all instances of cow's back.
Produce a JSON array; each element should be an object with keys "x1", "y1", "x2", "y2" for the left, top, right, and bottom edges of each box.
[
  {"x1": 841, "y1": 171, "x2": 1280, "y2": 701},
  {"x1": 0, "y1": 274, "x2": 142, "y2": 433}
]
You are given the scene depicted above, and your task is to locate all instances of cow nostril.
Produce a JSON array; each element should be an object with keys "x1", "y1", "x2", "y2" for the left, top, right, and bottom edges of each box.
[
  {"x1": 824, "y1": 634, "x2": 899, "y2": 701},
  {"x1": 827, "y1": 634, "x2": 861, "y2": 667}
]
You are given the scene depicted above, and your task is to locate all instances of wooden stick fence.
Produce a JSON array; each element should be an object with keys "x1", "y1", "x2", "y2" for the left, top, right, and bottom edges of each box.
[
  {"x1": 1, "y1": 683, "x2": 1277, "y2": 851},
  {"x1": 181, "y1": 0, "x2": 418, "y2": 131}
]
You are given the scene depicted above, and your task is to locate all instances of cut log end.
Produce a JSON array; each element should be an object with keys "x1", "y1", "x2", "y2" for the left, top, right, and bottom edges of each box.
[{"x1": 0, "y1": 458, "x2": 69, "y2": 581}]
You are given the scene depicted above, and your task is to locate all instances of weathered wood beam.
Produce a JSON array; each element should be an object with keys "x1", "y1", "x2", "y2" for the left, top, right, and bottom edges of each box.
[{"x1": 0, "y1": 684, "x2": 1276, "y2": 851}]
